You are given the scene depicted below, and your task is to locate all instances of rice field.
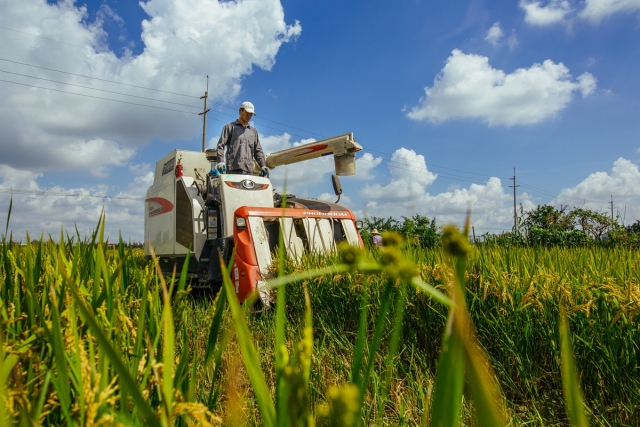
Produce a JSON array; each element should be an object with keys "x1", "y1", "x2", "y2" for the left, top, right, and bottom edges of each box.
[{"x1": 0, "y1": 220, "x2": 638, "y2": 426}]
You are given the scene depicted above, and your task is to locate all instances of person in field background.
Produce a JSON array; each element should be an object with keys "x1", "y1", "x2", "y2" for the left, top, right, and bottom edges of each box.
[
  {"x1": 372, "y1": 229, "x2": 382, "y2": 247},
  {"x1": 216, "y1": 101, "x2": 269, "y2": 176}
]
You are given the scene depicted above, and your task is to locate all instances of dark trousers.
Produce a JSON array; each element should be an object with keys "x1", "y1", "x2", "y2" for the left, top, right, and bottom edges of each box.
[{"x1": 227, "y1": 169, "x2": 251, "y2": 175}]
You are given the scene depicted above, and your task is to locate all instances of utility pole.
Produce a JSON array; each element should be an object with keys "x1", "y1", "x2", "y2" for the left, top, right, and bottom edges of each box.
[
  {"x1": 609, "y1": 195, "x2": 614, "y2": 221},
  {"x1": 509, "y1": 167, "x2": 519, "y2": 232},
  {"x1": 199, "y1": 75, "x2": 210, "y2": 152}
]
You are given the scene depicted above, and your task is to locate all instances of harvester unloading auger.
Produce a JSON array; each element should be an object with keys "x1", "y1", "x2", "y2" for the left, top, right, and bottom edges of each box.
[{"x1": 144, "y1": 133, "x2": 364, "y2": 304}]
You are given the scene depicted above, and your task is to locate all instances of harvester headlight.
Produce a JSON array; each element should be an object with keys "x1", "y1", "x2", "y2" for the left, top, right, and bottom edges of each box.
[
  {"x1": 355, "y1": 220, "x2": 363, "y2": 230},
  {"x1": 236, "y1": 217, "x2": 247, "y2": 229}
]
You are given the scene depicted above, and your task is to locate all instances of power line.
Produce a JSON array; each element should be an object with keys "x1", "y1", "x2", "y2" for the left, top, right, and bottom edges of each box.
[
  {"x1": 0, "y1": 69, "x2": 203, "y2": 109},
  {"x1": 1, "y1": 27, "x2": 331, "y2": 136},
  {"x1": 0, "y1": 56, "x2": 326, "y2": 137},
  {"x1": 519, "y1": 182, "x2": 640, "y2": 211},
  {"x1": 0, "y1": 188, "x2": 143, "y2": 201},
  {"x1": 363, "y1": 147, "x2": 500, "y2": 180},
  {"x1": 1, "y1": 55, "x2": 499, "y2": 177},
  {"x1": 208, "y1": 104, "x2": 327, "y2": 138},
  {"x1": 0, "y1": 60, "x2": 634, "y2": 211},
  {"x1": 373, "y1": 158, "x2": 494, "y2": 186},
  {"x1": 0, "y1": 25, "x2": 207, "y2": 79},
  {"x1": 0, "y1": 57, "x2": 200, "y2": 98},
  {"x1": 2, "y1": 77, "x2": 631, "y2": 210},
  {"x1": 0, "y1": 78, "x2": 198, "y2": 115},
  {"x1": 207, "y1": 112, "x2": 316, "y2": 141},
  {"x1": 4, "y1": 30, "x2": 611, "y2": 195}
]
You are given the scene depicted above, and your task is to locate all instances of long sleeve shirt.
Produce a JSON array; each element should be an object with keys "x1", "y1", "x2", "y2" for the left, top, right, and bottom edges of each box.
[{"x1": 216, "y1": 120, "x2": 266, "y2": 173}]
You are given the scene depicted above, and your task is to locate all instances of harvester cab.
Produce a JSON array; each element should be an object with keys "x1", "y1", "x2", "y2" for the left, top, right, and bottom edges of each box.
[{"x1": 144, "y1": 133, "x2": 364, "y2": 303}]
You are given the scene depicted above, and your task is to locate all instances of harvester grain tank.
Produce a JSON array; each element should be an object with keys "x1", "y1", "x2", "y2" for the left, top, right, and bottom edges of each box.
[{"x1": 144, "y1": 133, "x2": 364, "y2": 302}]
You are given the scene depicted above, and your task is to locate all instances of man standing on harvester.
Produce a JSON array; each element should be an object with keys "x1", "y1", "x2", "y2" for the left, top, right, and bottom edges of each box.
[{"x1": 216, "y1": 101, "x2": 269, "y2": 177}]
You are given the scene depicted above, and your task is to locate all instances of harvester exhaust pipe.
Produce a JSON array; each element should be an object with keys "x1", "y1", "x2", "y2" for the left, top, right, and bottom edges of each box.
[
  {"x1": 332, "y1": 174, "x2": 343, "y2": 203},
  {"x1": 264, "y1": 133, "x2": 362, "y2": 176}
]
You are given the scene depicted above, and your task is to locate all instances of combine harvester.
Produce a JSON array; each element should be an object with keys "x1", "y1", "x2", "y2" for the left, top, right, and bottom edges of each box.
[{"x1": 144, "y1": 133, "x2": 364, "y2": 303}]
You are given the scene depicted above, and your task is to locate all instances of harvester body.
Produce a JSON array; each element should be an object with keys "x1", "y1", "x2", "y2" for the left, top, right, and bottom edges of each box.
[{"x1": 144, "y1": 133, "x2": 364, "y2": 302}]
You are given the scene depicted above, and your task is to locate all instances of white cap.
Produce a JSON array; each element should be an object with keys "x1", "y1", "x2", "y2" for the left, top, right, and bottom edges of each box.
[{"x1": 240, "y1": 101, "x2": 255, "y2": 114}]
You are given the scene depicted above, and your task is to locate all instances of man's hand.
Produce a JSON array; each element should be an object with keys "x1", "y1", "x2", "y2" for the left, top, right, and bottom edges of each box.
[
  {"x1": 216, "y1": 162, "x2": 227, "y2": 174},
  {"x1": 261, "y1": 167, "x2": 269, "y2": 178}
]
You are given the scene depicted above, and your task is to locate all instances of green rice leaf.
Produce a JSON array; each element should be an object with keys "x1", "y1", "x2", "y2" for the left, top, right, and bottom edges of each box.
[
  {"x1": 67, "y1": 283, "x2": 161, "y2": 427},
  {"x1": 410, "y1": 276, "x2": 453, "y2": 308},
  {"x1": 0, "y1": 323, "x2": 9, "y2": 426},
  {"x1": 429, "y1": 310, "x2": 465, "y2": 427},
  {"x1": 4, "y1": 195, "x2": 11, "y2": 238},
  {"x1": 221, "y1": 251, "x2": 276, "y2": 427},
  {"x1": 275, "y1": 269, "x2": 287, "y2": 427},
  {"x1": 350, "y1": 277, "x2": 369, "y2": 386},
  {"x1": 204, "y1": 283, "x2": 226, "y2": 365},
  {"x1": 48, "y1": 284, "x2": 72, "y2": 422},
  {"x1": 266, "y1": 264, "x2": 351, "y2": 289},
  {"x1": 559, "y1": 307, "x2": 590, "y2": 427},
  {"x1": 357, "y1": 279, "x2": 394, "y2": 421},
  {"x1": 383, "y1": 282, "x2": 407, "y2": 394},
  {"x1": 461, "y1": 313, "x2": 508, "y2": 426},
  {"x1": 161, "y1": 287, "x2": 175, "y2": 426}
]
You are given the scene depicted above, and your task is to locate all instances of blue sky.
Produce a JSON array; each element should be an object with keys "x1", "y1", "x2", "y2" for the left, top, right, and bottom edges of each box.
[{"x1": 1, "y1": 0, "x2": 639, "y2": 240}]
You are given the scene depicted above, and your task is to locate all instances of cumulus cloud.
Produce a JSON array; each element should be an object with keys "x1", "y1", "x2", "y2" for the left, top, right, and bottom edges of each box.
[
  {"x1": 577, "y1": 73, "x2": 597, "y2": 96},
  {"x1": 0, "y1": 163, "x2": 153, "y2": 241},
  {"x1": 260, "y1": 133, "x2": 381, "y2": 195},
  {"x1": 507, "y1": 31, "x2": 519, "y2": 50},
  {"x1": 485, "y1": 22, "x2": 504, "y2": 46},
  {"x1": 360, "y1": 148, "x2": 436, "y2": 201},
  {"x1": 353, "y1": 153, "x2": 383, "y2": 180},
  {"x1": 520, "y1": 0, "x2": 573, "y2": 25},
  {"x1": 580, "y1": 0, "x2": 640, "y2": 22},
  {"x1": 357, "y1": 148, "x2": 533, "y2": 232},
  {"x1": 485, "y1": 23, "x2": 518, "y2": 50},
  {"x1": 406, "y1": 50, "x2": 597, "y2": 126},
  {"x1": 318, "y1": 193, "x2": 352, "y2": 204},
  {"x1": 0, "y1": 0, "x2": 301, "y2": 175},
  {"x1": 519, "y1": 0, "x2": 640, "y2": 25},
  {"x1": 553, "y1": 158, "x2": 640, "y2": 210}
]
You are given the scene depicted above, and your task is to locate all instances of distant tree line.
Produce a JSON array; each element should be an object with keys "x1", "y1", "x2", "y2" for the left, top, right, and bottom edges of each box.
[{"x1": 361, "y1": 206, "x2": 640, "y2": 248}]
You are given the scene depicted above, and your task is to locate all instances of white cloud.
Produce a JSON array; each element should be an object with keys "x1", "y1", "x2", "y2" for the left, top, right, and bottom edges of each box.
[
  {"x1": 520, "y1": 0, "x2": 573, "y2": 25},
  {"x1": 553, "y1": 158, "x2": 640, "y2": 210},
  {"x1": 406, "y1": 50, "x2": 597, "y2": 126},
  {"x1": 577, "y1": 73, "x2": 597, "y2": 96},
  {"x1": 0, "y1": 0, "x2": 301, "y2": 175},
  {"x1": 485, "y1": 23, "x2": 518, "y2": 50},
  {"x1": 353, "y1": 153, "x2": 383, "y2": 180},
  {"x1": 360, "y1": 148, "x2": 436, "y2": 201},
  {"x1": 259, "y1": 133, "x2": 380, "y2": 194},
  {"x1": 0, "y1": 163, "x2": 153, "y2": 241},
  {"x1": 258, "y1": 133, "x2": 334, "y2": 195},
  {"x1": 356, "y1": 148, "x2": 533, "y2": 232},
  {"x1": 519, "y1": 0, "x2": 640, "y2": 25},
  {"x1": 485, "y1": 22, "x2": 504, "y2": 46},
  {"x1": 318, "y1": 193, "x2": 352, "y2": 204},
  {"x1": 96, "y1": 4, "x2": 125, "y2": 26},
  {"x1": 507, "y1": 31, "x2": 519, "y2": 50},
  {"x1": 580, "y1": 0, "x2": 640, "y2": 22}
]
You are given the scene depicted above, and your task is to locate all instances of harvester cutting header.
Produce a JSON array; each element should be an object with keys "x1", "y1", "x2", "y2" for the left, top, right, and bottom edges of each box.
[{"x1": 144, "y1": 120, "x2": 365, "y2": 304}]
